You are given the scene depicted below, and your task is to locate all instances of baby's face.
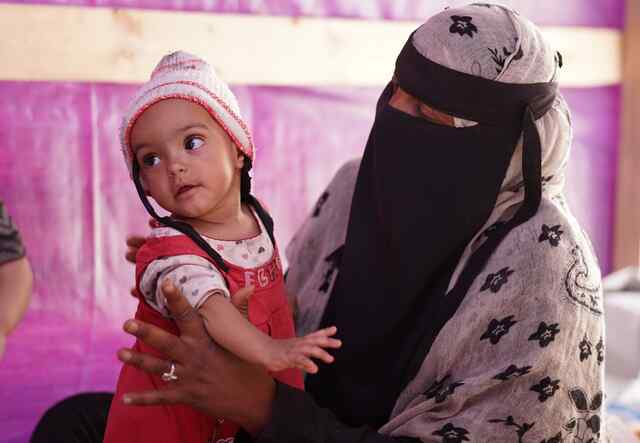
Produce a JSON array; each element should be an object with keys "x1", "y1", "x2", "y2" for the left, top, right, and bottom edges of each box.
[{"x1": 130, "y1": 98, "x2": 244, "y2": 220}]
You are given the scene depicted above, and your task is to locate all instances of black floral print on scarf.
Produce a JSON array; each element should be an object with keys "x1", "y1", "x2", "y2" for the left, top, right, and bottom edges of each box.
[
  {"x1": 449, "y1": 16, "x2": 478, "y2": 38},
  {"x1": 480, "y1": 267, "x2": 515, "y2": 293},
  {"x1": 488, "y1": 46, "x2": 523, "y2": 74},
  {"x1": 494, "y1": 364, "x2": 532, "y2": 381},
  {"x1": 312, "y1": 191, "x2": 329, "y2": 217},
  {"x1": 424, "y1": 374, "x2": 465, "y2": 403},
  {"x1": 528, "y1": 322, "x2": 560, "y2": 347},
  {"x1": 432, "y1": 423, "x2": 470, "y2": 443},
  {"x1": 481, "y1": 316, "x2": 517, "y2": 345},
  {"x1": 555, "y1": 51, "x2": 564, "y2": 68},
  {"x1": 540, "y1": 432, "x2": 563, "y2": 443},
  {"x1": 488, "y1": 416, "x2": 535, "y2": 443},
  {"x1": 539, "y1": 224, "x2": 564, "y2": 247},
  {"x1": 530, "y1": 377, "x2": 561, "y2": 402},
  {"x1": 564, "y1": 388, "x2": 602, "y2": 442},
  {"x1": 318, "y1": 245, "x2": 344, "y2": 293},
  {"x1": 579, "y1": 334, "x2": 593, "y2": 362},
  {"x1": 565, "y1": 246, "x2": 603, "y2": 316},
  {"x1": 596, "y1": 337, "x2": 605, "y2": 366}
]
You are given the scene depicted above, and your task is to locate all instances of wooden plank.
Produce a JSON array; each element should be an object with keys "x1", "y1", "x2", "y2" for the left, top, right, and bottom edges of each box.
[
  {"x1": 0, "y1": 3, "x2": 622, "y2": 87},
  {"x1": 613, "y1": 0, "x2": 640, "y2": 270}
]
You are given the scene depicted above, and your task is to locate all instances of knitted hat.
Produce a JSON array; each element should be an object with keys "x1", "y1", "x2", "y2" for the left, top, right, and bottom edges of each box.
[{"x1": 120, "y1": 51, "x2": 254, "y2": 178}]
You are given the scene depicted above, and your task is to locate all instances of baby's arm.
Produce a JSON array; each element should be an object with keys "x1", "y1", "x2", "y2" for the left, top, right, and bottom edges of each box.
[
  {"x1": 198, "y1": 294, "x2": 341, "y2": 374},
  {"x1": 142, "y1": 255, "x2": 341, "y2": 373}
]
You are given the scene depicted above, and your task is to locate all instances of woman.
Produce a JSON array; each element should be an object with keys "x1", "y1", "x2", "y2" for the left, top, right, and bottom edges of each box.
[{"x1": 118, "y1": 4, "x2": 605, "y2": 442}]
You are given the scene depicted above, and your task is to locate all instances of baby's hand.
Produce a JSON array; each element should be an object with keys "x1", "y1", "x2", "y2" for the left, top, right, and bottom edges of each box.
[{"x1": 264, "y1": 326, "x2": 341, "y2": 374}]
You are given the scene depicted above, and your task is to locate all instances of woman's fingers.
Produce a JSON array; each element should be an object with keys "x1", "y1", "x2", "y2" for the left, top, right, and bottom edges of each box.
[
  {"x1": 123, "y1": 387, "x2": 185, "y2": 406},
  {"x1": 123, "y1": 319, "x2": 188, "y2": 363},
  {"x1": 117, "y1": 348, "x2": 179, "y2": 376},
  {"x1": 126, "y1": 235, "x2": 146, "y2": 247},
  {"x1": 162, "y1": 279, "x2": 209, "y2": 340},
  {"x1": 125, "y1": 250, "x2": 137, "y2": 264},
  {"x1": 230, "y1": 286, "x2": 254, "y2": 309},
  {"x1": 125, "y1": 235, "x2": 146, "y2": 263}
]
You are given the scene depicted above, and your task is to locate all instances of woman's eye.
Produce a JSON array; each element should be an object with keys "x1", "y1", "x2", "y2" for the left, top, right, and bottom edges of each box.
[
  {"x1": 142, "y1": 154, "x2": 160, "y2": 167},
  {"x1": 185, "y1": 136, "x2": 204, "y2": 151}
]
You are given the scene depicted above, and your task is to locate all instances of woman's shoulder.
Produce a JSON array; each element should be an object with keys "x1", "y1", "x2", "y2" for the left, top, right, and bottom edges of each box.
[
  {"x1": 494, "y1": 197, "x2": 600, "y2": 275},
  {"x1": 326, "y1": 157, "x2": 361, "y2": 194},
  {"x1": 469, "y1": 196, "x2": 604, "y2": 319}
]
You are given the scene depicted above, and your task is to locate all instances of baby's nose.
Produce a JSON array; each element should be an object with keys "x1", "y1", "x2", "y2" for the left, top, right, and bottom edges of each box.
[{"x1": 168, "y1": 161, "x2": 187, "y2": 175}]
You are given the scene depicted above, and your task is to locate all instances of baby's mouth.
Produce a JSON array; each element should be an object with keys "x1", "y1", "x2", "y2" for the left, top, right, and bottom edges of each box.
[{"x1": 175, "y1": 184, "x2": 197, "y2": 197}]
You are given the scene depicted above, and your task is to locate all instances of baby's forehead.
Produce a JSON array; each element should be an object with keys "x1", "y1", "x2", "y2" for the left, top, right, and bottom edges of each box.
[
  {"x1": 135, "y1": 99, "x2": 211, "y2": 129},
  {"x1": 130, "y1": 99, "x2": 225, "y2": 147}
]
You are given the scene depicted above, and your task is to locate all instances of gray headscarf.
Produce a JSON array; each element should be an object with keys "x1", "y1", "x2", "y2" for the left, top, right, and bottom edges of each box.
[{"x1": 411, "y1": 5, "x2": 574, "y2": 292}]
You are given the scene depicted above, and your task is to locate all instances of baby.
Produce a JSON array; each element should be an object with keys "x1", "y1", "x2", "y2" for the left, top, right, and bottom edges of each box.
[{"x1": 104, "y1": 51, "x2": 340, "y2": 443}]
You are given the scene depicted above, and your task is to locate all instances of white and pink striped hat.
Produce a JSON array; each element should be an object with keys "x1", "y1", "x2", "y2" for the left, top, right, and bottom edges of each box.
[{"x1": 120, "y1": 51, "x2": 254, "y2": 177}]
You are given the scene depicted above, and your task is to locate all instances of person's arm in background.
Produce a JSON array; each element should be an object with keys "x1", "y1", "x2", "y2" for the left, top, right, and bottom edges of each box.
[{"x1": 0, "y1": 201, "x2": 33, "y2": 358}]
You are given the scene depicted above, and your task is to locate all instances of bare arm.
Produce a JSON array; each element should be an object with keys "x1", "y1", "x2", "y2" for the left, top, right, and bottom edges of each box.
[
  {"x1": 0, "y1": 256, "x2": 33, "y2": 357},
  {"x1": 197, "y1": 291, "x2": 340, "y2": 374},
  {"x1": 198, "y1": 294, "x2": 273, "y2": 366}
]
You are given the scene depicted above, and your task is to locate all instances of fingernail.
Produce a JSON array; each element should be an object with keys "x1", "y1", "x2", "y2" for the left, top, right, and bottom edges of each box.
[
  {"x1": 120, "y1": 350, "x2": 132, "y2": 361},
  {"x1": 123, "y1": 395, "x2": 132, "y2": 404},
  {"x1": 163, "y1": 279, "x2": 174, "y2": 290},
  {"x1": 124, "y1": 320, "x2": 139, "y2": 333}
]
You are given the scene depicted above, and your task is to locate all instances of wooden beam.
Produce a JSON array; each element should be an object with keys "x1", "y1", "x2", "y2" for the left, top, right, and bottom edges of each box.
[
  {"x1": 0, "y1": 3, "x2": 622, "y2": 87},
  {"x1": 614, "y1": 0, "x2": 640, "y2": 270}
]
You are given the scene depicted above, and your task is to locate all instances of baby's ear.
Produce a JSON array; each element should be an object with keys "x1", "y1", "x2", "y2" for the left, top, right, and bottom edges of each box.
[{"x1": 236, "y1": 151, "x2": 246, "y2": 169}]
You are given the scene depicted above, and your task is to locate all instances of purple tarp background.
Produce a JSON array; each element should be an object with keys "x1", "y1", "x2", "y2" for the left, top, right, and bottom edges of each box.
[
  {"x1": 0, "y1": 1, "x2": 623, "y2": 442},
  {"x1": 3, "y1": 0, "x2": 625, "y2": 27}
]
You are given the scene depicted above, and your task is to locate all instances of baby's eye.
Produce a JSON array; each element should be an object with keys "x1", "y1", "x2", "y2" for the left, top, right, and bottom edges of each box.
[
  {"x1": 185, "y1": 136, "x2": 204, "y2": 151},
  {"x1": 142, "y1": 154, "x2": 160, "y2": 167}
]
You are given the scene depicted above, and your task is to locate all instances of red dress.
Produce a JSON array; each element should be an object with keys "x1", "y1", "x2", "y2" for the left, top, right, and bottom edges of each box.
[{"x1": 104, "y1": 234, "x2": 303, "y2": 443}]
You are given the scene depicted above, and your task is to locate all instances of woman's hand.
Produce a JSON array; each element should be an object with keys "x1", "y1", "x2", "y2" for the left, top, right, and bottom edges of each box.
[
  {"x1": 118, "y1": 280, "x2": 276, "y2": 435},
  {"x1": 125, "y1": 235, "x2": 146, "y2": 264},
  {"x1": 126, "y1": 235, "x2": 146, "y2": 297}
]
